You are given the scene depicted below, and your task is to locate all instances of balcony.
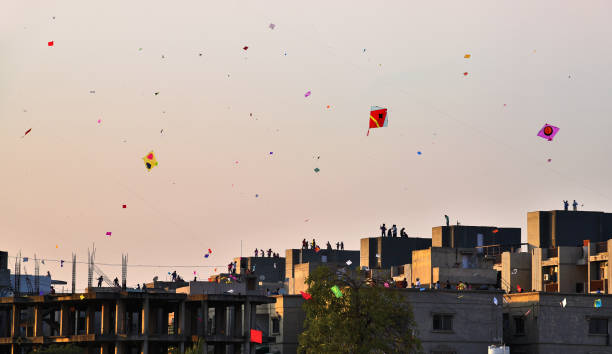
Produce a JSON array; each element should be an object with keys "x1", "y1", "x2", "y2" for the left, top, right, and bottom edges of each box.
[
  {"x1": 545, "y1": 283, "x2": 558, "y2": 292},
  {"x1": 596, "y1": 242, "x2": 608, "y2": 254},
  {"x1": 591, "y1": 279, "x2": 607, "y2": 293},
  {"x1": 546, "y1": 248, "x2": 558, "y2": 259}
]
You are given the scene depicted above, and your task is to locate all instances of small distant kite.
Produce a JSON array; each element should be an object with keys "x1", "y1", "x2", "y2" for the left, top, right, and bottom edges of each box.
[
  {"x1": 269, "y1": 23, "x2": 276, "y2": 30},
  {"x1": 48, "y1": 41, "x2": 54, "y2": 47},
  {"x1": 367, "y1": 106, "x2": 388, "y2": 136},
  {"x1": 537, "y1": 124, "x2": 559, "y2": 141},
  {"x1": 304, "y1": 91, "x2": 311, "y2": 98},
  {"x1": 22, "y1": 128, "x2": 32, "y2": 138},
  {"x1": 142, "y1": 151, "x2": 159, "y2": 171},
  {"x1": 464, "y1": 54, "x2": 471, "y2": 58},
  {"x1": 314, "y1": 168, "x2": 320, "y2": 173},
  {"x1": 243, "y1": 46, "x2": 249, "y2": 51}
]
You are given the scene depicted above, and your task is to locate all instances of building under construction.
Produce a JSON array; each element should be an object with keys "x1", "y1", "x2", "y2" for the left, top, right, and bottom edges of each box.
[{"x1": 0, "y1": 288, "x2": 273, "y2": 354}]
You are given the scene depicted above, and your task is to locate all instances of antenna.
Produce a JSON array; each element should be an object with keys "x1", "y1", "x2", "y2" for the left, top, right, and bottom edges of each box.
[
  {"x1": 88, "y1": 244, "x2": 96, "y2": 289},
  {"x1": 14, "y1": 251, "x2": 21, "y2": 296},
  {"x1": 121, "y1": 254, "x2": 128, "y2": 290},
  {"x1": 34, "y1": 254, "x2": 40, "y2": 295},
  {"x1": 71, "y1": 253, "x2": 76, "y2": 294}
]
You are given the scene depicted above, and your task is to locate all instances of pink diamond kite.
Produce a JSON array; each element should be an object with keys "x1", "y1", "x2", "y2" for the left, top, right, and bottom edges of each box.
[
  {"x1": 537, "y1": 124, "x2": 559, "y2": 141},
  {"x1": 106, "y1": 232, "x2": 112, "y2": 236}
]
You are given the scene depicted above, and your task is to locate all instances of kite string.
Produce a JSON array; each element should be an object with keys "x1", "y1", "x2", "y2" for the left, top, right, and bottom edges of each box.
[
  {"x1": 7, "y1": 255, "x2": 224, "y2": 269},
  {"x1": 308, "y1": 23, "x2": 612, "y2": 204}
]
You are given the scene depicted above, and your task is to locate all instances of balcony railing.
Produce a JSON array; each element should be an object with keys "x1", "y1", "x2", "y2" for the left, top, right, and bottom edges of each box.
[
  {"x1": 545, "y1": 283, "x2": 558, "y2": 292},
  {"x1": 596, "y1": 242, "x2": 608, "y2": 254},
  {"x1": 591, "y1": 279, "x2": 607, "y2": 293}
]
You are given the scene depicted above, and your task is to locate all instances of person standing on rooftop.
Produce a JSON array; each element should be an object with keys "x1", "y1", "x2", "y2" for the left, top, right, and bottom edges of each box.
[
  {"x1": 573, "y1": 200, "x2": 578, "y2": 211},
  {"x1": 445, "y1": 215, "x2": 449, "y2": 227},
  {"x1": 392, "y1": 225, "x2": 397, "y2": 237},
  {"x1": 340, "y1": 242, "x2": 344, "y2": 250},
  {"x1": 380, "y1": 224, "x2": 387, "y2": 237},
  {"x1": 563, "y1": 200, "x2": 569, "y2": 211}
]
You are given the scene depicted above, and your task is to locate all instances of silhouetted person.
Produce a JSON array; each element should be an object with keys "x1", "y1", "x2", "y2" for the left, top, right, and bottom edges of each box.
[
  {"x1": 267, "y1": 248, "x2": 272, "y2": 257},
  {"x1": 563, "y1": 200, "x2": 569, "y2": 211},
  {"x1": 387, "y1": 229, "x2": 392, "y2": 237},
  {"x1": 302, "y1": 239, "x2": 307, "y2": 249},
  {"x1": 97, "y1": 276, "x2": 104, "y2": 287},
  {"x1": 340, "y1": 242, "x2": 344, "y2": 250},
  {"x1": 50, "y1": 286, "x2": 55, "y2": 294},
  {"x1": 260, "y1": 249, "x2": 264, "y2": 258},
  {"x1": 392, "y1": 225, "x2": 397, "y2": 237},
  {"x1": 336, "y1": 242, "x2": 340, "y2": 250},
  {"x1": 228, "y1": 263, "x2": 233, "y2": 273},
  {"x1": 254, "y1": 248, "x2": 258, "y2": 257},
  {"x1": 172, "y1": 271, "x2": 177, "y2": 282},
  {"x1": 312, "y1": 238, "x2": 316, "y2": 249},
  {"x1": 326, "y1": 241, "x2": 332, "y2": 250},
  {"x1": 445, "y1": 280, "x2": 451, "y2": 289},
  {"x1": 113, "y1": 277, "x2": 120, "y2": 287},
  {"x1": 400, "y1": 228, "x2": 408, "y2": 238},
  {"x1": 445, "y1": 215, "x2": 449, "y2": 227},
  {"x1": 194, "y1": 276, "x2": 197, "y2": 281},
  {"x1": 573, "y1": 200, "x2": 578, "y2": 211},
  {"x1": 233, "y1": 261, "x2": 237, "y2": 273},
  {"x1": 137, "y1": 284, "x2": 141, "y2": 290},
  {"x1": 380, "y1": 224, "x2": 387, "y2": 237}
]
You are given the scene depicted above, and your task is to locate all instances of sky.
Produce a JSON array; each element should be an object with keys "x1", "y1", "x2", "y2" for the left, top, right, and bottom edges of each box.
[{"x1": 2, "y1": 1, "x2": 612, "y2": 291}]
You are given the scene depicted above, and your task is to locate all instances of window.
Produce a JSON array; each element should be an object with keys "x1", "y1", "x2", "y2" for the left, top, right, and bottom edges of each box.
[
  {"x1": 433, "y1": 314, "x2": 453, "y2": 331},
  {"x1": 271, "y1": 317, "x2": 280, "y2": 334},
  {"x1": 514, "y1": 316, "x2": 525, "y2": 335},
  {"x1": 589, "y1": 318, "x2": 608, "y2": 334}
]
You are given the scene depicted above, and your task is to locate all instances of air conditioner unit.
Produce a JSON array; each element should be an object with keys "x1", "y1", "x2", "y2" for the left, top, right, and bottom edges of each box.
[{"x1": 543, "y1": 274, "x2": 550, "y2": 281}]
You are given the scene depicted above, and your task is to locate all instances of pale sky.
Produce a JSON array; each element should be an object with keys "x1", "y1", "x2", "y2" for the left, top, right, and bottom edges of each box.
[{"x1": 2, "y1": 1, "x2": 612, "y2": 290}]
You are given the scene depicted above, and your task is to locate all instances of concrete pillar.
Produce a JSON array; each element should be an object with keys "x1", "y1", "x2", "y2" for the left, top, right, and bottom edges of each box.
[
  {"x1": 233, "y1": 305, "x2": 242, "y2": 337},
  {"x1": 179, "y1": 301, "x2": 186, "y2": 335},
  {"x1": 100, "y1": 344, "x2": 111, "y2": 354},
  {"x1": 86, "y1": 304, "x2": 95, "y2": 335},
  {"x1": 34, "y1": 305, "x2": 43, "y2": 337},
  {"x1": 115, "y1": 343, "x2": 125, "y2": 354},
  {"x1": 101, "y1": 302, "x2": 111, "y2": 334},
  {"x1": 10, "y1": 305, "x2": 19, "y2": 337},
  {"x1": 243, "y1": 300, "x2": 251, "y2": 354},
  {"x1": 157, "y1": 307, "x2": 164, "y2": 335},
  {"x1": 60, "y1": 304, "x2": 71, "y2": 336},
  {"x1": 142, "y1": 296, "x2": 149, "y2": 354},
  {"x1": 115, "y1": 300, "x2": 125, "y2": 335},
  {"x1": 201, "y1": 300, "x2": 209, "y2": 353}
]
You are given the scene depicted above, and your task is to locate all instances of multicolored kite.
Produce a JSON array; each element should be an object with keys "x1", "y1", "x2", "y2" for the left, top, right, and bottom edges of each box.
[
  {"x1": 143, "y1": 151, "x2": 159, "y2": 171},
  {"x1": 367, "y1": 106, "x2": 388, "y2": 136},
  {"x1": 331, "y1": 285, "x2": 343, "y2": 298},
  {"x1": 537, "y1": 124, "x2": 559, "y2": 141}
]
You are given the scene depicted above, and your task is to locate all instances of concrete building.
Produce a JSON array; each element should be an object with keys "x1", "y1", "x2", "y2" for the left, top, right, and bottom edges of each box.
[
  {"x1": 0, "y1": 287, "x2": 273, "y2": 354},
  {"x1": 256, "y1": 295, "x2": 305, "y2": 354},
  {"x1": 531, "y1": 246, "x2": 588, "y2": 293},
  {"x1": 432, "y1": 225, "x2": 521, "y2": 253},
  {"x1": 504, "y1": 292, "x2": 612, "y2": 354},
  {"x1": 411, "y1": 247, "x2": 499, "y2": 288},
  {"x1": 285, "y1": 249, "x2": 358, "y2": 280},
  {"x1": 286, "y1": 261, "x2": 349, "y2": 295},
  {"x1": 360, "y1": 237, "x2": 431, "y2": 270},
  {"x1": 402, "y1": 288, "x2": 504, "y2": 353},
  {"x1": 234, "y1": 257, "x2": 285, "y2": 284},
  {"x1": 528, "y1": 210, "x2": 612, "y2": 249},
  {"x1": 501, "y1": 251, "x2": 532, "y2": 293}
]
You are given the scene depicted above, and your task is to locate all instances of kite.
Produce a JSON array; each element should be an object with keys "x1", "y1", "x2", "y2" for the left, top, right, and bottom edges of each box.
[
  {"x1": 331, "y1": 285, "x2": 343, "y2": 298},
  {"x1": 142, "y1": 151, "x2": 159, "y2": 171},
  {"x1": 314, "y1": 168, "x2": 320, "y2": 173},
  {"x1": 22, "y1": 128, "x2": 32, "y2": 138},
  {"x1": 463, "y1": 72, "x2": 468, "y2": 76},
  {"x1": 346, "y1": 260, "x2": 352, "y2": 266},
  {"x1": 537, "y1": 124, "x2": 559, "y2": 141},
  {"x1": 304, "y1": 91, "x2": 311, "y2": 98},
  {"x1": 367, "y1": 106, "x2": 388, "y2": 136},
  {"x1": 48, "y1": 41, "x2": 54, "y2": 46},
  {"x1": 314, "y1": 246, "x2": 321, "y2": 253},
  {"x1": 80, "y1": 295, "x2": 85, "y2": 300},
  {"x1": 595, "y1": 299, "x2": 602, "y2": 308},
  {"x1": 561, "y1": 298, "x2": 567, "y2": 308},
  {"x1": 23, "y1": 257, "x2": 28, "y2": 262},
  {"x1": 384, "y1": 282, "x2": 389, "y2": 288},
  {"x1": 243, "y1": 46, "x2": 249, "y2": 51},
  {"x1": 97, "y1": 119, "x2": 101, "y2": 124},
  {"x1": 492, "y1": 229, "x2": 499, "y2": 234},
  {"x1": 122, "y1": 205, "x2": 126, "y2": 208},
  {"x1": 464, "y1": 54, "x2": 471, "y2": 58},
  {"x1": 250, "y1": 329, "x2": 262, "y2": 343},
  {"x1": 269, "y1": 23, "x2": 276, "y2": 30},
  {"x1": 300, "y1": 291, "x2": 312, "y2": 300},
  {"x1": 106, "y1": 232, "x2": 112, "y2": 236},
  {"x1": 493, "y1": 297, "x2": 499, "y2": 306}
]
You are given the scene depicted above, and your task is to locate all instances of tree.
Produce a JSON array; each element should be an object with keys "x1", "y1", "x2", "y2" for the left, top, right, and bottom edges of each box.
[
  {"x1": 298, "y1": 266, "x2": 422, "y2": 354},
  {"x1": 28, "y1": 344, "x2": 85, "y2": 354},
  {"x1": 185, "y1": 339, "x2": 204, "y2": 354}
]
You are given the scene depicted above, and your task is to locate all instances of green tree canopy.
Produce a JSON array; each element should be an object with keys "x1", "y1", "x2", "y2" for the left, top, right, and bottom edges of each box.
[{"x1": 298, "y1": 266, "x2": 422, "y2": 354}]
